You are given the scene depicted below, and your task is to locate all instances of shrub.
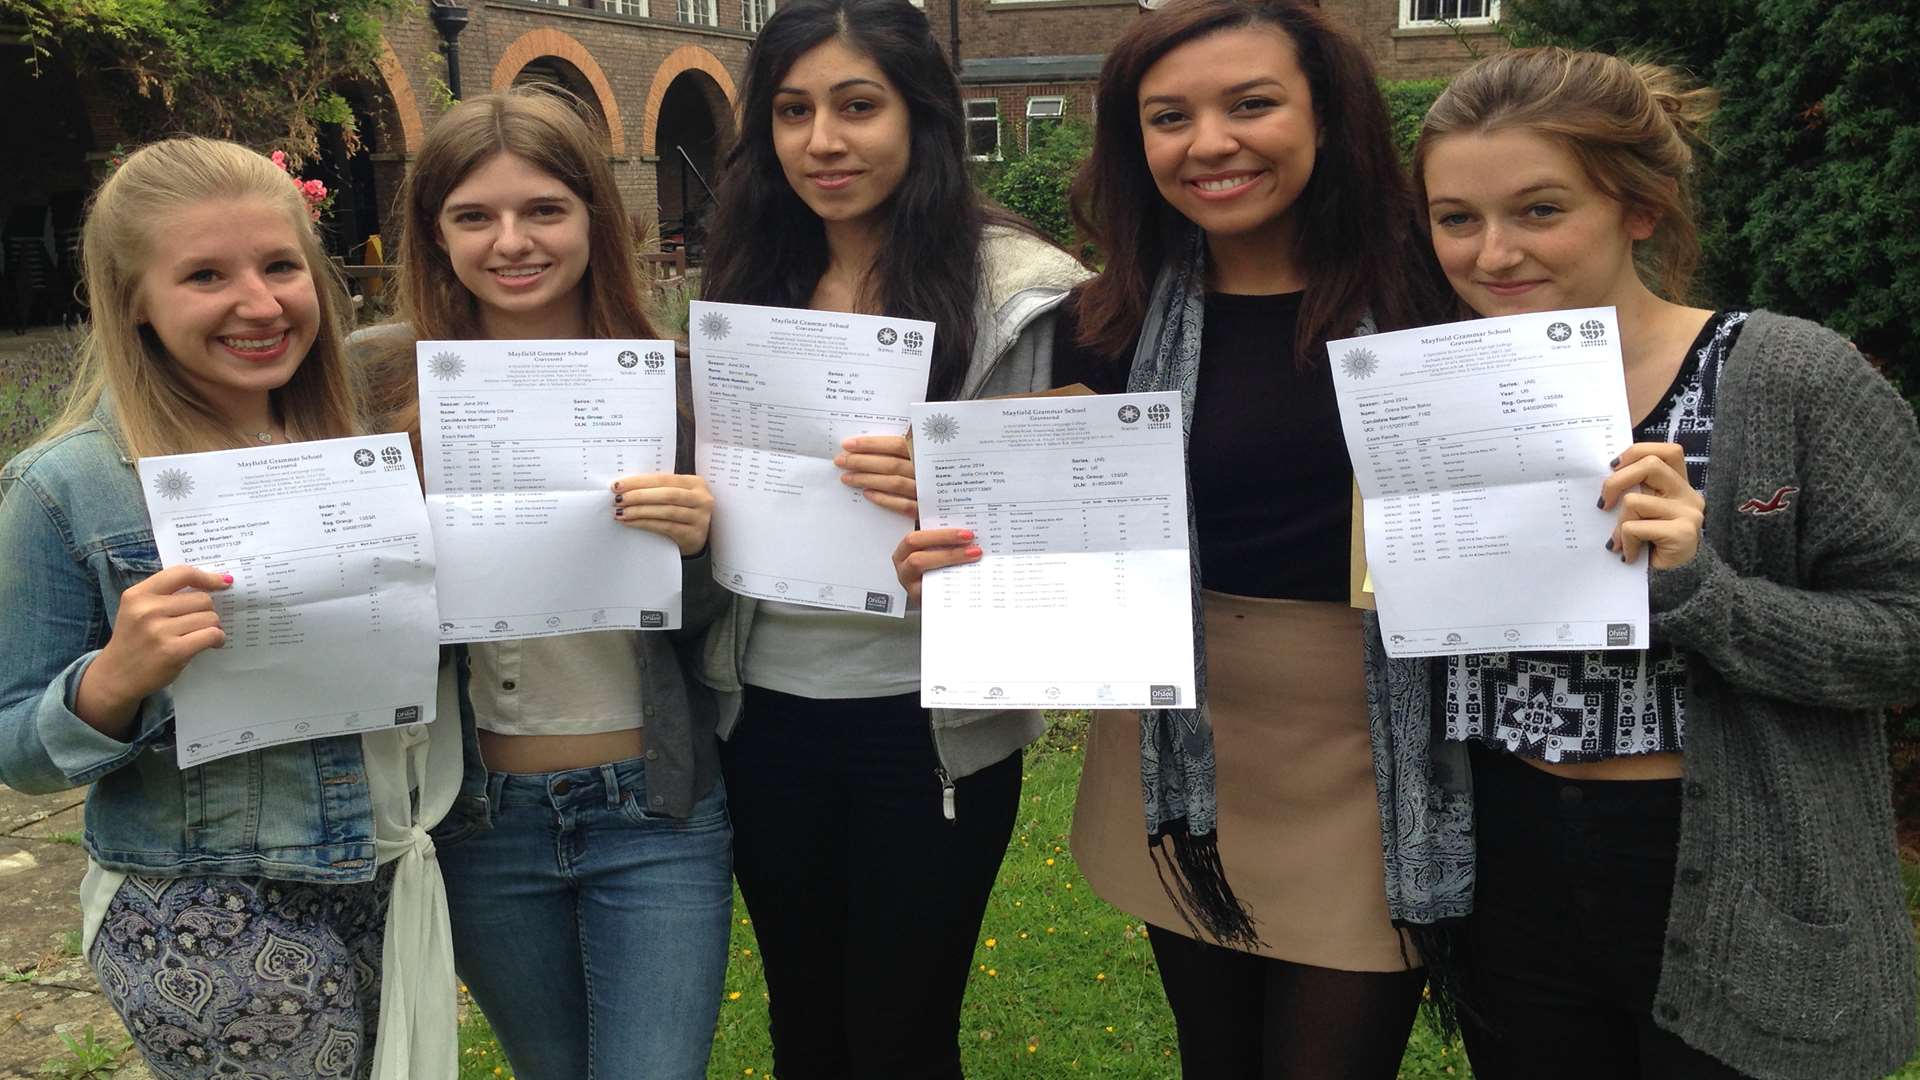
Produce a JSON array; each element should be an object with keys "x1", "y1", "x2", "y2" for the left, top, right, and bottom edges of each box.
[
  {"x1": 978, "y1": 122, "x2": 1093, "y2": 252},
  {"x1": 1381, "y1": 78, "x2": 1448, "y2": 166},
  {"x1": 1506, "y1": 0, "x2": 1920, "y2": 407}
]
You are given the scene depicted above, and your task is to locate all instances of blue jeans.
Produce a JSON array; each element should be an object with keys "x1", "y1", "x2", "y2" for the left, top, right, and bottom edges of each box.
[{"x1": 439, "y1": 758, "x2": 732, "y2": 1080}]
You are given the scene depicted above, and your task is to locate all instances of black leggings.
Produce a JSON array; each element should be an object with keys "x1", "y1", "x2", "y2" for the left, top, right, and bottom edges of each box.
[
  {"x1": 720, "y1": 686, "x2": 1023, "y2": 1080},
  {"x1": 1146, "y1": 925, "x2": 1426, "y2": 1079},
  {"x1": 1457, "y1": 746, "x2": 1750, "y2": 1080}
]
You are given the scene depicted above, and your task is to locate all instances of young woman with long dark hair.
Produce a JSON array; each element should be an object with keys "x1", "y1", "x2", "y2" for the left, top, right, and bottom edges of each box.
[
  {"x1": 697, "y1": 0, "x2": 1086, "y2": 1075},
  {"x1": 896, "y1": 1, "x2": 1439, "y2": 1075}
]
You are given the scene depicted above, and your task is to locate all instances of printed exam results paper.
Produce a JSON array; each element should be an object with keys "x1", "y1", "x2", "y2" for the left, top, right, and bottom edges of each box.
[
  {"x1": 689, "y1": 301, "x2": 933, "y2": 617},
  {"x1": 911, "y1": 392, "x2": 1196, "y2": 710},
  {"x1": 1328, "y1": 307, "x2": 1647, "y2": 658},
  {"x1": 417, "y1": 338, "x2": 682, "y2": 642},
  {"x1": 138, "y1": 435, "x2": 439, "y2": 768}
]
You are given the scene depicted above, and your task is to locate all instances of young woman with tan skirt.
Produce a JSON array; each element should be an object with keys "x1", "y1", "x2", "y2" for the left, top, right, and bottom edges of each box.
[{"x1": 896, "y1": 1, "x2": 1442, "y2": 1075}]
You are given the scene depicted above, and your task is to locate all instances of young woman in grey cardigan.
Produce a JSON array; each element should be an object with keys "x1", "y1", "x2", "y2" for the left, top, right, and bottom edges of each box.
[{"x1": 1375, "y1": 48, "x2": 1920, "y2": 1080}]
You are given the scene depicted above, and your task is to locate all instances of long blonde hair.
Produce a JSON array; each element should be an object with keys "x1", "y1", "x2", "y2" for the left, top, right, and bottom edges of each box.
[
  {"x1": 367, "y1": 88, "x2": 658, "y2": 436},
  {"x1": 1412, "y1": 47, "x2": 1719, "y2": 302},
  {"x1": 46, "y1": 136, "x2": 360, "y2": 457}
]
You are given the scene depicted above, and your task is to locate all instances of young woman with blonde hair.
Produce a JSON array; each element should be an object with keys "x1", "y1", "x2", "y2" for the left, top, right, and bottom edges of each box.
[
  {"x1": 361, "y1": 87, "x2": 729, "y2": 1080},
  {"x1": 0, "y1": 136, "x2": 461, "y2": 1079},
  {"x1": 1383, "y1": 46, "x2": 1920, "y2": 1079}
]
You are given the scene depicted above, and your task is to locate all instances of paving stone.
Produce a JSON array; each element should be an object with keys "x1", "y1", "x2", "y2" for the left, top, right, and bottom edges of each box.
[
  {"x1": 0, "y1": 980, "x2": 140, "y2": 1080},
  {"x1": 0, "y1": 838, "x2": 85, "y2": 973},
  {"x1": 0, "y1": 785, "x2": 84, "y2": 838},
  {"x1": 11, "y1": 802, "x2": 84, "y2": 841}
]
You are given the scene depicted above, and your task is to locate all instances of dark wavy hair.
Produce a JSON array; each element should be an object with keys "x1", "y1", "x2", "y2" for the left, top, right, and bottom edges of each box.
[
  {"x1": 1070, "y1": 0, "x2": 1440, "y2": 364},
  {"x1": 702, "y1": 0, "x2": 1023, "y2": 400}
]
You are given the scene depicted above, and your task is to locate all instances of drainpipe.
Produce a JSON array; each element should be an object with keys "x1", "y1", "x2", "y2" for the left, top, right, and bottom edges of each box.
[{"x1": 428, "y1": 0, "x2": 471, "y2": 101}]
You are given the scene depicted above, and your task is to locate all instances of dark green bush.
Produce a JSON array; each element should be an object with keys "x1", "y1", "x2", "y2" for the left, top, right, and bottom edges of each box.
[
  {"x1": 977, "y1": 121, "x2": 1093, "y2": 251},
  {"x1": 1381, "y1": 78, "x2": 1448, "y2": 166},
  {"x1": 1507, "y1": 0, "x2": 1920, "y2": 407}
]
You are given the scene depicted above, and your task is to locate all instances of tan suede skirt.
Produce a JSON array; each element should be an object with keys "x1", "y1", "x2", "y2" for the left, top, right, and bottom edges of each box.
[{"x1": 1070, "y1": 591, "x2": 1411, "y2": 971}]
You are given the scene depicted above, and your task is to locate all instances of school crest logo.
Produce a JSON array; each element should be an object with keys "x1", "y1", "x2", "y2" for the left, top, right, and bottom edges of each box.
[
  {"x1": 617, "y1": 350, "x2": 640, "y2": 368},
  {"x1": 920, "y1": 413, "x2": 960, "y2": 444},
  {"x1": 151, "y1": 468, "x2": 194, "y2": 501},
  {"x1": 877, "y1": 327, "x2": 898, "y2": 346},
  {"x1": 1547, "y1": 322, "x2": 1572, "y2": 343},
  {"x1": 353, "y1": 449, "x2": 376, "y2": 467},
  {"x1": 698, "y1": 311, "x2": 732, "y2": 341},
  {"x1": 1118, "y1": 405, "x2": 1141, "y2": 424},
  {"x1": 1339, "y1": 346, "x2": 1379, "y2": 379},
  {"x1": 428, "y1": 351, "x2": 464, "y2": 380}
]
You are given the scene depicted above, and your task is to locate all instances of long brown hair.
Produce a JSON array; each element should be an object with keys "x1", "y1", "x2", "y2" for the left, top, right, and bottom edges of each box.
[
  {"x1": 367, "y1": 87, "x2": 659, "y2": 434},
  {"x1": 1412, "y1": 47, "x2": 1718, "y2": 303},
  {"x1": 1070, "y1": 0, "x2": 1436, "y2": 364},
  {"x1": 46, "y1": 137, "x2": 359, "y2": 457}
]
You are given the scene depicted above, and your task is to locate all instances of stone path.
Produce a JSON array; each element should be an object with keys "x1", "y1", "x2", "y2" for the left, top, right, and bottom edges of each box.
[{"x1": 0, "y1": 784, "x2": 151, "y2": 1080}]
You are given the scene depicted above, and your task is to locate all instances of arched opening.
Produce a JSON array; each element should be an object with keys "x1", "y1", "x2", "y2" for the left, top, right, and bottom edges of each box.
[
  {"x1": 653, "y1": 70, "x2": 732, "y2": 263},
  {"x1": 514, "y1": 57, "x2": 612, "y2": 142},
  {"x1": 310, "y1": 83, "x2": 396, "y2": 264},
  {"x1": 0, "y1": 46, "x2": 96, "y2": 328}
]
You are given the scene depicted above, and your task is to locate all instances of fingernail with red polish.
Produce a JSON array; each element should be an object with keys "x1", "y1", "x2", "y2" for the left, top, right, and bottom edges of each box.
[
  {"x1": 222, "y1": 574, "x2": 234, "y2": 584},
  {"x1": 966, "y1": 547, "x2": 983, "y2": 557},
  {"x1": 958, "y1": 530, "x2": 975, "y2": 541}
]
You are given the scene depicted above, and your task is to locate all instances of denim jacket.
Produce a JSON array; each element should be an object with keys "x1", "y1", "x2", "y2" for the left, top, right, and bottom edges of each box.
[{"x1": 0, "y1": 401, "x2": 387, "y2": 883}]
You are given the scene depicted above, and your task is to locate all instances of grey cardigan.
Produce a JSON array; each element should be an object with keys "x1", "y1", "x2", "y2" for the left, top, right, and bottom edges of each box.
[
  {"x1": 698, "y1": 228, "x2": 1092, "y2": 780},
  {"x1": 1368, "y1": 310, "x2": 1920, "y2": 1079}
]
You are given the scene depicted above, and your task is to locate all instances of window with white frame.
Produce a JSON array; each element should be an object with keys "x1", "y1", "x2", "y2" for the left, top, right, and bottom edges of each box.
[
  {"x1": 742, "y1": 0, "x2": 772, "y2": 31},
  {"x1": 677, "y1": 0, "x2": 718, "y2": 25},
  {"x1": 1025, "y1": 97, "x2": 1064, "y2": 151},
  {"x1": 1401, "y1": 0, "x2": 1498, "y2": 27},
  {"x1": 602, "y1": 0, "x2": 646, "y2": 14},
  {"x1": 966, "y1": 99, "x2": 1001, "y2": 160}
]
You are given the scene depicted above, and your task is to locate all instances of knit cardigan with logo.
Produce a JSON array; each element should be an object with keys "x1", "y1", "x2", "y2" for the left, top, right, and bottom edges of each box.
[{"x1": 1369, "y1": 309, "x2": 1920, "y2": 1080}]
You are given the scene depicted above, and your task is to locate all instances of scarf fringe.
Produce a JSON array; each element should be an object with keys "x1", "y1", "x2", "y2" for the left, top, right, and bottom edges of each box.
[
  {"x1": 1148, "y1": 824, "x2": 1263, "y2": 950},
  {"x1": 1401, "y1": 920, "x2": 1473, "y2": 1042}
]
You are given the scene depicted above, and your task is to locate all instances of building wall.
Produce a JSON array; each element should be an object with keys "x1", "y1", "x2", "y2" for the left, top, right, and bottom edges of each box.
[
  {"x1": 1319, "y1": 0, "x2": 1506, "y2": 81},
  {"x1": 375, "y1": 0, "x2": 755, "y2": 252},
  {"x1": 930, "y1": 0, "x2": 1502, "y2": 153}
]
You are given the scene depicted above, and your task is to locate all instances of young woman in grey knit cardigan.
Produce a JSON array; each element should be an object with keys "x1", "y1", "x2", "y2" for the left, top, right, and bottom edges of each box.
[{"x1": 1385, "y1": 47, "x2": 1920, "y2": 1080}]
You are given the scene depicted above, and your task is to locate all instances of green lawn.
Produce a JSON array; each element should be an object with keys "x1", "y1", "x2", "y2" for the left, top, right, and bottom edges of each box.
[
  {"x1": 456, "y1": 714, "x2": 1920, "y2": 1079},
  {"x1": 451, "y1": 716, "x2": 1455, "y2": 1079}
]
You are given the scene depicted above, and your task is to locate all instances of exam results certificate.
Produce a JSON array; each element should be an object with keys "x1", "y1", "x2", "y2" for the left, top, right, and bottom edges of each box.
[
  {"x1": 690, "y1": 301, "x2": 933, "y2": 617},
  {"x1": 1329, "y1": 308, "x2": 1648, "y2": 658},
  {"x1": 911, "y1": 392, "x2": 1197, "y2": 710},
  {"x1": 418, "y1": 339, "x2": 683, "y2": 642},
  {"x1": 138, "y1": 436, "x2": 439, "y2": 768}
]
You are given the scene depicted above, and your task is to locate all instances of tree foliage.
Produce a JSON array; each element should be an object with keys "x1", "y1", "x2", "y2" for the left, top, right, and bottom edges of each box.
[
  {"x1": 1507, "y1": 0, "x2": 1920, "y2": 398},
  {"x1": 1, "y1": 0, "x2": 405, "y2": 163}
]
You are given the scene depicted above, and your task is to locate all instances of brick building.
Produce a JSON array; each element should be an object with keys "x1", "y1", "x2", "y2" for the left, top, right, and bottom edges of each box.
[
  {"x1": 348, "y1": 0, "x2": 759, "y2": 261},
  {"x1": 1, "y1": 0, "x2": 1502, "y2": 324},
  {"x1": 922, "y1": 0, "x2": 1503, "y2": 160},
  {"x1": 0, "y1": 0, "x2": 758, "y2": 320}
]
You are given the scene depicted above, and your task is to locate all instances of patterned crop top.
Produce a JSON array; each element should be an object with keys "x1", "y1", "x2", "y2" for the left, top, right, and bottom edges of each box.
[{"x1": 1441, "y1": 311, "x2": 1748, "y2": 763}]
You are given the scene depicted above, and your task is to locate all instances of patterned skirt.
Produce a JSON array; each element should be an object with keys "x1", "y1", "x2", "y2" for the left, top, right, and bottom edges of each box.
[{"x1": 89, "y1": 869, "x2": 393, "y2": 1080}]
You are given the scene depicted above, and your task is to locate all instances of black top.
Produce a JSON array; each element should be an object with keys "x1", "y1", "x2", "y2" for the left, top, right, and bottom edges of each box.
[{"x1": 1051, "y1": 290, "x2": 1352, "y2": 600}]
